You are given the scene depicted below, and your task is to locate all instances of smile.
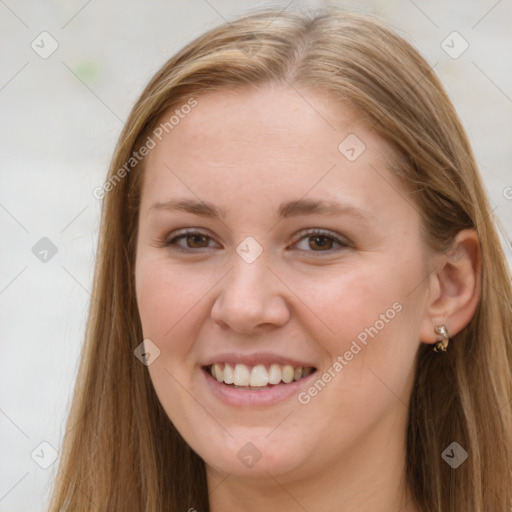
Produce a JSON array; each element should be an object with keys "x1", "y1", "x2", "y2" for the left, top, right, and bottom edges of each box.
[{"x1": 207, "y1": 363, "x2": 316, "y2": 388}]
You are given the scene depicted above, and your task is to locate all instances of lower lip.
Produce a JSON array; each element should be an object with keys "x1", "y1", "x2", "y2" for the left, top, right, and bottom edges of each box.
[{"x1": 201, "y1": 367, "x2": 317, "y2": 407}]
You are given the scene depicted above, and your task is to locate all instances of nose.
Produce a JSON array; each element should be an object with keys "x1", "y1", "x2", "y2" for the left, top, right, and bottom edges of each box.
[{"x1": 210, "y1": 251, "x2": 291, "y2": 334}]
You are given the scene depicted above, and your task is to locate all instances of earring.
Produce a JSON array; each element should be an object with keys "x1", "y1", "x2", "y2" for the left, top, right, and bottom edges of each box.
[{"x1": 433, "y1": 325, "x2": 450, "y2": 352}]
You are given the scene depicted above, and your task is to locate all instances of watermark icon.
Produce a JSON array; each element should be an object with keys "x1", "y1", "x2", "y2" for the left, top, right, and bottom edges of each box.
[
  {"x1": 441, "y1": 442, "x2": 468, "y2": 468},
  {"x1": 32, "y1": 237, "x2": 58, "y2": 263},
  {"x1": 134, "y1": 339, "x2": 161, "y2": 366},
  {"x1": 31, "y1": 441, "x2": 58, "y2": 469},
  {"x1": 93, "y1": 97, "x2": 198, "y2": 200},
  {"x1": 236, "y1": 236, "x2": 263, "y2": 263},
  {"x1": 503, "y1": 186, "x2": 512, "y2": 200},
  {"x1": 298, "y1": 301, "x2": 403, "y2": 404},
  {"x1": 237, "y1": 34, "x2": 262, "y2": 58},
  {"x1": 441, "y1": 31, "x2": 469, "y2": 59},
  {"x1": 31, "y1": 31, "x2": 59, "y2": 59},
  {"x1": 338, "y1": 133, "x2": 366, "y2": 162},
  {"x1": 237, "y1": 441, "x2": 262, "y2": 468}
]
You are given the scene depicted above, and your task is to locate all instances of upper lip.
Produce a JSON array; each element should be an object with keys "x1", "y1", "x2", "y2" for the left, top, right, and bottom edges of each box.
[{"x1": 201, "y1": 352, "x2": 317, "y2": 369}]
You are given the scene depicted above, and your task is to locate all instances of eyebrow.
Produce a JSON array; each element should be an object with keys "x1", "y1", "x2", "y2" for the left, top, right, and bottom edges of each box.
[{"x1": 148, "y1": 198, "x2": 376, "y2": 222}]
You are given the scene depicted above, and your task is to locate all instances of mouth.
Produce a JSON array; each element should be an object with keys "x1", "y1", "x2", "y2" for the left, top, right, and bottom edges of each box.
[{"x1": 203, "y1": 362, "x2": 317, "y2": 390}]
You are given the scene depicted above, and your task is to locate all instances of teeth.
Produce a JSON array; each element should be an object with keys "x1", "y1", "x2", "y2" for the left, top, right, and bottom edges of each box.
[
  {"x1": 249, "y1": 365, "x2": 269, "y2": 387},
  {"x1": 281, "y1": 365, "x2": 294, "y2": 383},
  {"x1": 208, "y1": 362, "x2": 314, "y2": 387},
  {"x1": 268, "y1": 363, "x2": 282, "y2": 385},
  {"x1": 213, "y1": 363, "x2": 223, "y2": 382},
  {"x1": 233, "y1": 364, "x2": 250, "y2": 386},
  {"x1": 223, "y1": 363, "x2": 234, "y2": 384}
]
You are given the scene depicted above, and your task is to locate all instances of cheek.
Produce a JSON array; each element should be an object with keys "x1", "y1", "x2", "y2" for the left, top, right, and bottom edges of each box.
[
  {"x1": 290, "y1": 253, "x2": 423, "y2": 398},
  {"x1": 135, "y1": 255, "x2": 213, "y2": 432},
  {"x1": 135, "y1": 256, "x2": 210, "y2": 341},
  {"x1": 284, "y1": 260, "x2": 406, "y2": 348},
  {"x1": 293, "y1": 274, "x2": 419, "y2": 458},
  {"x1": 135, "y1": 254, "x2": 225, "y2": 392},
  {"x1": 134, "y1": 256, "x2": 203, "y2": 399}
]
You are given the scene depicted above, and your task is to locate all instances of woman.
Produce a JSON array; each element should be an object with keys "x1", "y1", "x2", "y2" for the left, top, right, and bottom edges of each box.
[{"x1": 49, "y1": 7, "x2": 512, "y2": 512}]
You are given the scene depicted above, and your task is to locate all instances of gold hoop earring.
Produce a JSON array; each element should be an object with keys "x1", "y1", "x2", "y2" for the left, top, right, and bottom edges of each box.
[{"x1": 433, "y1": 325, "x2": 450, "y2": 352}]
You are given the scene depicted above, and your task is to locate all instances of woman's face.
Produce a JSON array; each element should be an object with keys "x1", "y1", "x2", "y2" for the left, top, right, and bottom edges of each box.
[{"x1": 135, "y1": 84, "x2": 432, "y2": 483}]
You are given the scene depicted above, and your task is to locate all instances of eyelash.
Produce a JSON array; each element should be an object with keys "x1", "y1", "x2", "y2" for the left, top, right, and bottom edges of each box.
[{"x1": 159, "y1": 228, "x2": 350, "y2": 254}]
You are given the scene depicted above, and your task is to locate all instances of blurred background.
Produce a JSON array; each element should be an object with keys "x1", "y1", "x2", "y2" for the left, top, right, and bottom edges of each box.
[{"x1": 1, "y1": 0, "x2": 511, "y2": 510}]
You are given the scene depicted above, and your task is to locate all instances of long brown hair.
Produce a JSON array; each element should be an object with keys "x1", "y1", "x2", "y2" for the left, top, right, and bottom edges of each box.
[{"x1": 49, "y1": 7, "x2": 512, "y2": 511}]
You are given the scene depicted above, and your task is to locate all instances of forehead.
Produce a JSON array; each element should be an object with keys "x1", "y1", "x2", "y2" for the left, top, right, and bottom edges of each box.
[
  {"x1": 147, "y1": 85, "x2": 372, "y2": 161},
  {"x1": 139, "y1": 85, "x2": 408, "y2": 222}
]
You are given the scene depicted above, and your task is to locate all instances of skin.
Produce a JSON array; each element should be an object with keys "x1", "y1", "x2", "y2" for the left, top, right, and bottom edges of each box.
[{"x1": 135, "y1": 84, "x2": 480, "y2": 512}]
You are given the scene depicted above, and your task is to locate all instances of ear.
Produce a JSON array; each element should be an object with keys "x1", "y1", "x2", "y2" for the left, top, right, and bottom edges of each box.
[{"x1": 420, "y1": 229, "x2": 481, "y2": 345}]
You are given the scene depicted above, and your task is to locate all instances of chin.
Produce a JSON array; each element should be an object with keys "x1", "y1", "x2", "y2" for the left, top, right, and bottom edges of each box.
[{"x1": 196, "y1": 431, "x2": 312, "y2": 480}]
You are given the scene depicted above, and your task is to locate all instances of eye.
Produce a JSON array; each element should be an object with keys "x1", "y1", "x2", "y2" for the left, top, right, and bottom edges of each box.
[
  {"x1": 291, "y1": 229, "x2": 350, "y2": 253},
  {"x1": 164, "y1": 230, "x2": 219, "y2": 251},
  {"x1": 159, "y1": 228, "x2": 350, "y2": 254}
]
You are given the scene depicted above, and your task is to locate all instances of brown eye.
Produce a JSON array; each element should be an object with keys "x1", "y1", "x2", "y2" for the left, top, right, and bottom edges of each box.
[
  {"x1": 164, "y1": 231, "x2": 218, "y2": 251},
  {"x1": 184, "y1": 234, "x2": 210, "y2": 248},
  {"x1": 293, "y1": 229, "x2": 349, "y2": 253},
  {"x1": 308, "y1": 235, "x2": 334, "y2": 251}
]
